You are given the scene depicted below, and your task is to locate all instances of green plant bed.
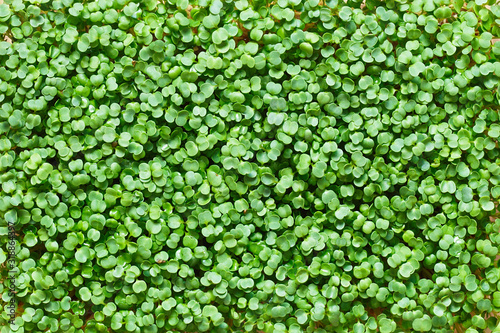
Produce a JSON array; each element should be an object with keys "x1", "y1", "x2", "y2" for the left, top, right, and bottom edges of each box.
[{"x1": 1, "y1": 0, "x2": 500, "y2": 332}]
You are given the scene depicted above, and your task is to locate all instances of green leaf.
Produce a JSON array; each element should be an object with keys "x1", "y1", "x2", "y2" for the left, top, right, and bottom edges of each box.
[
  {"x1": 453, "y1": 0, "x2": 464, "y2": 13},
  {"x1": 133, "y1": 280, "x2": 147, "y2": 293},
  {"x1": 75, "y1": 247, "x2": 90, "y2": 263}
]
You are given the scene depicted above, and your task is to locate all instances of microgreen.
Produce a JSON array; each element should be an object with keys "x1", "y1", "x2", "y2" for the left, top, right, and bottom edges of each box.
[{"x1": 1, "y1": 0, "x2": 500, "y2": 332}]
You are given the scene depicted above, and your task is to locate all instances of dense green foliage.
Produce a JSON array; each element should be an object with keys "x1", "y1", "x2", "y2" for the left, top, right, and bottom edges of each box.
[{"x1": 1, "y1": 0, "x2": 500, "y2": 332}]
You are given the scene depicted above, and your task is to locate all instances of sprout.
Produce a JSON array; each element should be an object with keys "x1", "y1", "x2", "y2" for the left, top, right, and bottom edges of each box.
[{"x1": 1, "y1": 0, "x2": 500, "y2": 332}]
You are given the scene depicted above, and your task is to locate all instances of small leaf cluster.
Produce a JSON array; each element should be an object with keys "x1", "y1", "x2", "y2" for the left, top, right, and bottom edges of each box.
[{"x1": 1, "y1": 0, "x2": 500, "y2": 332}]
